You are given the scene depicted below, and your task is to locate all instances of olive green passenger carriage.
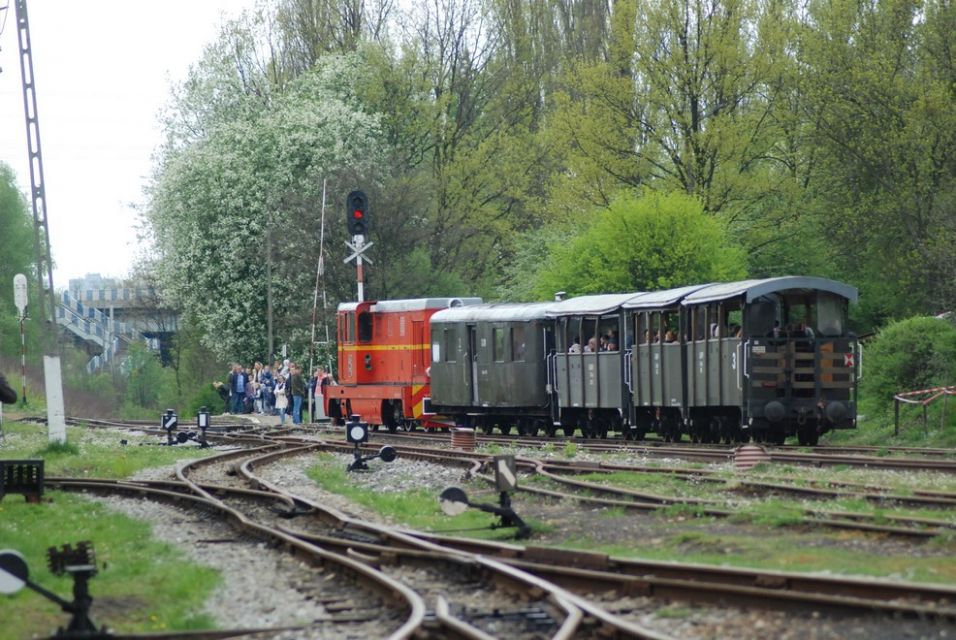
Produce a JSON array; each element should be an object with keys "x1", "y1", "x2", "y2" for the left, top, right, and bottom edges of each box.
[
  {"x1": 623, "y1": 277, "x2": 859, "y2": 445},
  {"x1": 427, "y1": 277, "x2": 859, "y2": 444},
  {"x1": 429, "y1": 303, "x2": 554, "y2": 435},
  {"x1": 546, "y1": 293, "x2": 647, "y2": 438}
]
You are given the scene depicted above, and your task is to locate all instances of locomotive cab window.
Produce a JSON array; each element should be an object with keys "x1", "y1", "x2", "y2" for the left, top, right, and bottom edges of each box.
[
  {"x1": 344, "y1": 312, "x2": 356, "y2": 343},
  {"x1": 357, "y1": 311, "x2": 373, "y2": 343}
]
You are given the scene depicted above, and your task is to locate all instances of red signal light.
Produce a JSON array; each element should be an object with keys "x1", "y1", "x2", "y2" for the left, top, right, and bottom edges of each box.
[{"x1": 353, "y1": 209, "x2": 363, "y2": 219}]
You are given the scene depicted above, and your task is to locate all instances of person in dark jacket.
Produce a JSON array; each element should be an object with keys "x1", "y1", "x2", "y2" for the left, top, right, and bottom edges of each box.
[
  {"x1": 289, "y1": 364, "x2": 306, "y2": 425},
  {"x1": 227, "y1": 364, "x2": 248, "y2": 414},
  {"x1": 0, "y1": 373, "x2": 17, "y2": 404}
]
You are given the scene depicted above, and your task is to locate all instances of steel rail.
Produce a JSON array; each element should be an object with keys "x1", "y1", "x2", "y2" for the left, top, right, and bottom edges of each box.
[
  {"x1": 286, "y1": 440, "x2": 953, "y2": 538},
  {"x1": 407, "y1": 533, "x2": 956, "y2": 619},
  {"x1": 280, "y1": 502, "x2": 956, "y2": 622},
  {"x1": 363, "y1": 428, "x2": 956, "y2": 471},
  {"x1": 45, "y1": 478, "x2": 426, "y2": 639},
  {"x1": 496, "y1": 458, "x2": 956, "y2": 509},
  {"x1": 232, "y1": 442, "x2": 669, "y2": 639}
]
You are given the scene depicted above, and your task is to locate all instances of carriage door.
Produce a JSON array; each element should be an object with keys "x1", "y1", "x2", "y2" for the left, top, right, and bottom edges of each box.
[{"x1": 468, "y1": 325, "x2": 480, "y2": 405}]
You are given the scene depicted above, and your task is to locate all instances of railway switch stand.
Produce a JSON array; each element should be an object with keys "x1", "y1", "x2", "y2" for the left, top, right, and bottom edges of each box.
[
  {"x1": 161, "y1": 409, "x2": 178, "y2": 445},
  {"x1": 346, "y1": 415, "x2": 398, "y2": 471},
  {"x1": 196, "y1": 407, "x2": 211, "y2": 448},
  {"x1": 440, "y1": 460, "x2": 532, "y2": 540},
  {"x1": 0, "y1": 542, "x2": 111, "y2": 638}
]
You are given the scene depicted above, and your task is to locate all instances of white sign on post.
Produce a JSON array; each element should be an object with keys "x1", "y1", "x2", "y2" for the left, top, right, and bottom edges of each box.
[
  {"x1": 13, "y1": 274, "x2": 27, "y2": 318},
  {"x1": 44, "y1": 356, "x2": 67, "y2": 444}
]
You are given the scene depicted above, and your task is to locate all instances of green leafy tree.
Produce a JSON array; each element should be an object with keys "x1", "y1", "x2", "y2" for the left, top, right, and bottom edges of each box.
[
  {"x1": 532, "y1": 190, "x2": 746, "y2": 298},
  {"x1": 863, "y1": 316, "x2": 956, "y2": 411},
  {"x1": 800, "y1": 0, "x2": 956, "y2": 324},
  {"x1": 122, "y1": 342, "x2": 171, "y2": 415},
  {"x1": 0, "y1": 163, "x2": 42, "y2": 360}
]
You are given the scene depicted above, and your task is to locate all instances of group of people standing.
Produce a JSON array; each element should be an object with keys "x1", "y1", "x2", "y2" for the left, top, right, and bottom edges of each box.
[{"x1": 216, "y1": 360, "x2": 334, "y2": 425}]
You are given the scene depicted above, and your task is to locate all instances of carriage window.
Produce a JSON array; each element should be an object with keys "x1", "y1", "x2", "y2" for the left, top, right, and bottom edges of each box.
[
  {"x1": 512, "y1": 325, "x2": 527, "y2": 361},
  {"x1": 444, "y1": 328, "x2": 456, "y2": 362},
  {"x1": 635, "y1": 314, "x2": 647, "y2": 345},
  {"x1": 817, "y1": 294, "x2": 845, "y2": 337},
  {"x1": 357, "y1": 312, "x2": 373, "y2": 342},
  {"x1": 581, "y1": 318, "x2": 598, "y2": 351},
  {"x1": 661, "y1": 312, "x2": 678, "y2": 343},
  {"x1": 493, "y1": 327, "x2": 508, "y2": 362},
  {"x1": 745, "y1": 297, "x2": 777, "y2": 337},
  {"x1": 726, "y1": 309, "x2": 742, "y2": 338}
]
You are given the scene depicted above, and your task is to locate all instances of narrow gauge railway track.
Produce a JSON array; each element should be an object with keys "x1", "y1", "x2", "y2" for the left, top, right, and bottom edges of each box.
[
  {"x1": 172, "y1": 443, "x2": 663, "y2": 639},
  {"x1": 301, "y1": 440, "x2": 956, "y2": 539},
  {"x1": 66, "y1": 417, "x2": 262, "y2": 435},
  {"x1": 191, "y1": 444, "x2": 956, "y2": 632},
  {"x1": 541, "y1": 458, "x2": 956, "y2": 510},
  {"x1": 47, "y1": 475, "x2": 956, "y2": 629},
  {"x1": 354, "y1": 428, "x2": 956, "y2": 473},
  {"x1": 524, "y1": 459, "x2": 956, "y2": 538},
  {"x1": 50, "y1": 417, "x2": 956, "y2": 462},
  {"x1": 409, "y1": 532, "x2": 956, "y2": 622},
  {"x1": 345, "y1": 423, "x2": 956, "y2": 460},
  {"x1": 44, "y1": 478, "x2": 425, "y2": 639}
]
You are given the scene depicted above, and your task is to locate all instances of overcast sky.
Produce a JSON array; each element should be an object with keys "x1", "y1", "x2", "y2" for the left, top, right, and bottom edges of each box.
[{"x1": 0, "y1": 1, "x2": 255, "y2": 287}]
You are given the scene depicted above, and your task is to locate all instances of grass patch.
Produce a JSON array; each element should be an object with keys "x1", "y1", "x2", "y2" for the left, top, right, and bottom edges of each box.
[
  {"x1": 1, "y1": 422, "x2": 216, "y2": 478},
  {"x1": 0, "y1": 492, "x2": 218, "y2": 638},
  {"x1": 729, "y1": 500, "x2": 806, "y2": 527},
  {"x1": 560, "y1": 528, "x2": 956, "y2": 585},
  {"x1": 305, "y1": 454, "x2": 547, "y2": 539},
  {"x1": 35, "y1": 440, "x2": 81, "y2": 456}
]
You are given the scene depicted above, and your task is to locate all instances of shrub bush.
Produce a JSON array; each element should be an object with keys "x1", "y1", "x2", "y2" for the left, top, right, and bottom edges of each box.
[{"x1": 863, "y1": 316, "x2": 956, "y2": 411}]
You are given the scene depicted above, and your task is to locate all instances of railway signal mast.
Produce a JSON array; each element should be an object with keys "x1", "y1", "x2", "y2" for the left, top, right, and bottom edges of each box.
[{"x1": 343, "y1": 190, "x2": 373, "y2": 302}]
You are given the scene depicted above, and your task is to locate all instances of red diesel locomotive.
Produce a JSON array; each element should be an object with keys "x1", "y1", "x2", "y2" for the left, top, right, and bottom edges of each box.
[{"x1": 325, "y1": 297, "x2": 481, "y2": 430}]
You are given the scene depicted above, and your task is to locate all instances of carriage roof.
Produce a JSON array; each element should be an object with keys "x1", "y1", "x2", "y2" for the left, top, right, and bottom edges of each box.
[{"x1": 432, "y1": 302, "x2": 551, "y2": 323}]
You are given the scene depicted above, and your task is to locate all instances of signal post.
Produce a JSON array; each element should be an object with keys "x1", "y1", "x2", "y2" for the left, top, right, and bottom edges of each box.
[{"x1": 344, "y1": 190, "x2": 372, "y2": 302}]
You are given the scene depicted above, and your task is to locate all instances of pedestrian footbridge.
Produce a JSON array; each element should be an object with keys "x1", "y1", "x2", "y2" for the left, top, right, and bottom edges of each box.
[{"x1": 55, "y1": 287, "x2": 178, "y2": 373}]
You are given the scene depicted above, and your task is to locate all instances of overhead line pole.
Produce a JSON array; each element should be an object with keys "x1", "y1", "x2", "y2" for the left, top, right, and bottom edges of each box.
[
  {"x1": 308, "y1": 179, "x2": 327, "y2": 422},
  {"x1": 14, "y1": 0, "x2": 67, "y2": 442},
  {"x1": 14, "y1": 0, "x2": 57, "y2": 340}
]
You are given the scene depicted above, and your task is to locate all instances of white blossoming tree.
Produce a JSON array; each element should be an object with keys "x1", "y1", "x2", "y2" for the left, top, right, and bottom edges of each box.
[{"x1": 146, "y1": 49, "x2": 385, "y2": 362}]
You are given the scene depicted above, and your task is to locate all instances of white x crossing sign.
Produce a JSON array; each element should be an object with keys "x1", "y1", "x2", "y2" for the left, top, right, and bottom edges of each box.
[{"x1": 343, "y1": 239, "x2": 374, "y2": 264}]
